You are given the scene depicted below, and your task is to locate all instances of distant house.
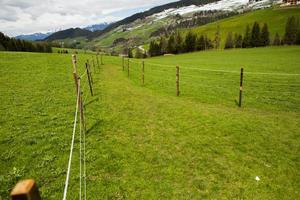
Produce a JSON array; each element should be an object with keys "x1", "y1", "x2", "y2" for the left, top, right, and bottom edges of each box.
[{"x1": 282, "y1": 0, "x2": 300, "y2": 5}]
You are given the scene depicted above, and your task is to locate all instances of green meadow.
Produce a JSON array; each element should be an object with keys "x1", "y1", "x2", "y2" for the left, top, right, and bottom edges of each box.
[{"x1": 0, "y1": 46, "x2": 299, "y2": 199}]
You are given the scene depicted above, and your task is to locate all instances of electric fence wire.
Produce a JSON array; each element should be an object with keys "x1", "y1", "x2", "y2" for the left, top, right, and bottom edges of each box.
[{"x1": 62, "y1": 83, "x2": 80, "y2": 200}]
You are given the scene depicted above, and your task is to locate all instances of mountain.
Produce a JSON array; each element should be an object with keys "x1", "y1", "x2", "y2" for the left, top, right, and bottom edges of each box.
[
  {"x1": 90, "y1": 0, "x2": 284, "y2": 49},
  {"x1": 84, "y1": 23, "x2": 111, "y2": 32},
  {"x1": 15, "y1": 32, "x2": 52, "y2": 41},
  {"x1": 44, "y1": 0, "x2": 289, "y2": 51},
  {"x1": 44, "y1": 28, "x2": 92, "y2": 41},
  {"x1": 90, "y1": 0, "x2": 221, "y2": 39}
]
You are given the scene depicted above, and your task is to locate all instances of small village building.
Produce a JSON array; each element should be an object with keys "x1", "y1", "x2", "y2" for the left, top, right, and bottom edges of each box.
[{"x1": 282, "y1": 0, "x2": 300, "y2": 5}]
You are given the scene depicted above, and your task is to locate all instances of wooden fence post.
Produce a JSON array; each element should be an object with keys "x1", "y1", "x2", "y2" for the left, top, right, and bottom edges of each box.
[
  {"x1": 78, "y1": 78, "x2": 86, "y2": 132},
  {"x1": 73, "y1": 73, "x2": 79, "y2": 94},
  {"x1": 127, "y1": 59, "x2": 130, "y2": 78},
  {"x1": 92, "y1": 57, "x2": 96, "y2": 73},
  {"x1": 101, "y1": 54, "x2": 103, "y2": 65},
  {"x1": 87, "y1": 60, "x2": 93, "y2": 84},
  {"x1": 86, "y1": 62, "x2": 94, "y2": 96},
  {"x1": 72, "y1": 54, "x2": 77, "y2": 73},
  {"x1": 10, "y1": 179, "x2": 41, "y2": 200},
  {"x1": 96, "y1": 54, "x2": 100, "y2": 69},
  {"x1": 142, "y1": 61, "x2": 145, "y2": 86},
  {"x1": 122, "y1": 57, "x2": 125, "y2": 71},
  {"x1": 72, "y1": 55, "x2": 78, "y2": 94},
  {"x1": 176, "y1": 66, "x2": 180, "y2": 96},
  {"x1": 239, "y1": 67, "x2": 244, "y2": 107}
]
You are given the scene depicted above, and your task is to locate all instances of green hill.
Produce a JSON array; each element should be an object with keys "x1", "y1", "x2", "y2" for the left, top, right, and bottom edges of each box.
[
  {"x1": 187, "y1": 6, "x2": 300, "y2": 46},
  {"x1": 91, "y1": 6, "x2": 300, "y2": 52}
]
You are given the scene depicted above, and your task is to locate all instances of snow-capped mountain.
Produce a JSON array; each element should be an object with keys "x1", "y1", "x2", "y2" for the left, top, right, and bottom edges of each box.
[
  {"x1": 15, "y1": 32, "x2": 52, "y2": 41},
  {"x1": 151, "y1": 0, "x2": 282, "y2": 20},
  {"x1": 84, "y1": 23, "x2": 111, "y2": 32}
]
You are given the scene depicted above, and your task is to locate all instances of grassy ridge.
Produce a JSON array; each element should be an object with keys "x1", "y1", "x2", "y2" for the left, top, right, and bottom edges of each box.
[
  {"x1": 0, "y1": 47, "x2": 299, "y2": 199},
  {"x1": 188, "y1": 7, "x2": 300, "y2": 45}
]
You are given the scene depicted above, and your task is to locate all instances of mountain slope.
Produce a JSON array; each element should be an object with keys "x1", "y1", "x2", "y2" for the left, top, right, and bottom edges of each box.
[
  {"x1": 89, "y1": 0, "x2": 286, "y2": 51},
  {"x1": 90, "y1": 0, "x2": 220, "y2": 39},
  {"x1": 15, "y1": 32, "x2": 52, "y2": 41},
  {"x1": 188, "y1": 6, "x2": 300, "y2": 45},
  {"x1": 44, "y1": 28, "x2": 92, "y2": 41},
  {"x1": 84, "y1": 23, "x2": 110, "y2": 32}
]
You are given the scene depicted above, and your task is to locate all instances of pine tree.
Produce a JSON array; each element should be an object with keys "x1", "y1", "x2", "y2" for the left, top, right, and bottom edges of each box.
[
  {"x1": 214, "y1": 25, "x2": 221, "y2": 49},
  {"x1": 296, "y1": 27, "x2": 300, "y2": 45},
  {"x1": 260, "y1": 23, "x2": 270, "y2": 46},
  {"x1": 149, "y1": 41, "x2": 155, "y2": 57},
  {"x1": 128, "y1": 48, "x2": 133, "y2": 58},
  {"x1": 167, "y1": 33, "x2": 176, "y2": 53},
  {"x1": 149, "y1": 41, "x2": 161, "y2": 57},
  {"x1": 0, "y1": 43, "x2": 5, "y2": 51},
  {"x1": 251, "y1": 22, "x2": 261, "y2": 47},
  {"x1": 159, "y1": 36, "x2": 167, "y2": 54},
  {"x1": 242, "y1": 25, "x2": 251, "y2": 48},
  {"x1": 234, "y1": 34, "x2": 243, "y2": 48},
  {"x1": 204, "y1": 35, "x2": 213, "y2": 50},
  {"x1": 175, "y1": 32, "x2": 183, "y2": 54},
  {"x1": 225, "y1": 32, "x2": 234, "y2": 49},
  {"x1": 284, "y1": 16, "x2": 298, "y2": 45},
  {"x1": 184, "y1": 31, "x2": 197, "y2": 52},
  {"x1": 196, "y1": 35, "x2": 206, "y2": 51},
  {"x1": 273, "y1": 33, "x2": 281, "y2": 46}
]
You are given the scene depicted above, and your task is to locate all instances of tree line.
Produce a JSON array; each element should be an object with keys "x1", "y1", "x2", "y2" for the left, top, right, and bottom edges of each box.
[
  {"x1": 148, "y1": 16, "x2": 300, "y2": 57},
  {"x1": 0, "y1": 32, "x2": 52, "y2": 53}
]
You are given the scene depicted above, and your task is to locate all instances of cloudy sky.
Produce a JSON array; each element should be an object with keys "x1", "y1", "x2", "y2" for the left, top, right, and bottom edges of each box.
[{"x1": 0, "y1": 0, "x2": 177, "y2": 36}]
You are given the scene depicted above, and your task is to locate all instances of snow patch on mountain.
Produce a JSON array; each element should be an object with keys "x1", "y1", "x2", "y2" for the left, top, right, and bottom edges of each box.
[
  {"x1": 152, "y1": 0, "x2": 279, "y2": 20},
  {"x1": 15, "y1": 32, "x2": 52, "y2": 41}
]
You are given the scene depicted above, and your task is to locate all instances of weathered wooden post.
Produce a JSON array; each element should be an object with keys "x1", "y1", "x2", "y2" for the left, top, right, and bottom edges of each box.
[
  {"x1": 176, "y1": 66, "x2": 180, "y2": 96},
  {"x1": 72, "y1": 55, "x2": 79, "y2": 94},
  {"x1": 96, "y1": 53, "x2": 100, "y2": 69},
  {"x1": 122, "y1": 56, "x2": 125, "y2": 71},
  {"x1": 127, "y1": 59, "x2": 130, "y2": 78},
  {"x1": 10, "y1": 179, "x2": 41, "y2": 200},
  {"x1": 78, "y1": 78, "x2": 86, "y2": 132},
  {"x1": 86, "y1": 62, "x2": 94, "y2": 96},
  {"x1": 92, "y1": 57, "x2": 96, "y2": 73},
  {"x1": 239, "y1": 67, "x2": 244, "y2": 107},
  {"x1": 87, "y1": 60, "x2": 93, "y2": 84},
  {"x1": 142, "y1": 61, "x2": 145, "y2": 86},
  {"x1": 72, "y1": 54, "x2": 77, "y2": 73}
]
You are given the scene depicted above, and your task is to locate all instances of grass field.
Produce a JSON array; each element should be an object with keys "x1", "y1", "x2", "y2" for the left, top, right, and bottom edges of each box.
[{"x1": 0, "y1": 46, "x2": 299, "y2": 199}]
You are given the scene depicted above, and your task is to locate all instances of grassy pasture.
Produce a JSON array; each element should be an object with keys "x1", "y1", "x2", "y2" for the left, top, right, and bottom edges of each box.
[
  {"x1": 123, "y1": 46, "x2": 300, "y2": 111},
  {"x1": 0, "y1": 46, "x2": 300, "y2": 199}
]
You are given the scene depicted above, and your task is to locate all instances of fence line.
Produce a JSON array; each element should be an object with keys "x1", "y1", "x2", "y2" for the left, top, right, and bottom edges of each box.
[
  {"x1": 118, "y1": 57, "x2": 300, "y2": 109},
  {"x1": 128, "y1": 60, "x2": 300, "y2": 76},
  {"x1": 62, "y1": 83, "x2": 80, "y2": 200},
  {"x1": 63, "y1": 54, "x2": 96, "y2": 200}
]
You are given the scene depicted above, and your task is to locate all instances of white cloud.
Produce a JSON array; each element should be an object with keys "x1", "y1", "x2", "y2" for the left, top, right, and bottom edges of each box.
[{"x1": 0, "y1": 0, "x2": 176, "y2": 36}]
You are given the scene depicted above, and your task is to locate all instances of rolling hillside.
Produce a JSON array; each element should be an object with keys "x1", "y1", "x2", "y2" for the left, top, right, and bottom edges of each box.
[
  {"x1": 96, "y1": 6, "x2": 300, "y2": 51},
  {"x1": 187, "y1": 6, "x2": 300, "y2": 45},
  {"x1": 43, "y1": 1, "x2": 300, "y2": 52}
]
